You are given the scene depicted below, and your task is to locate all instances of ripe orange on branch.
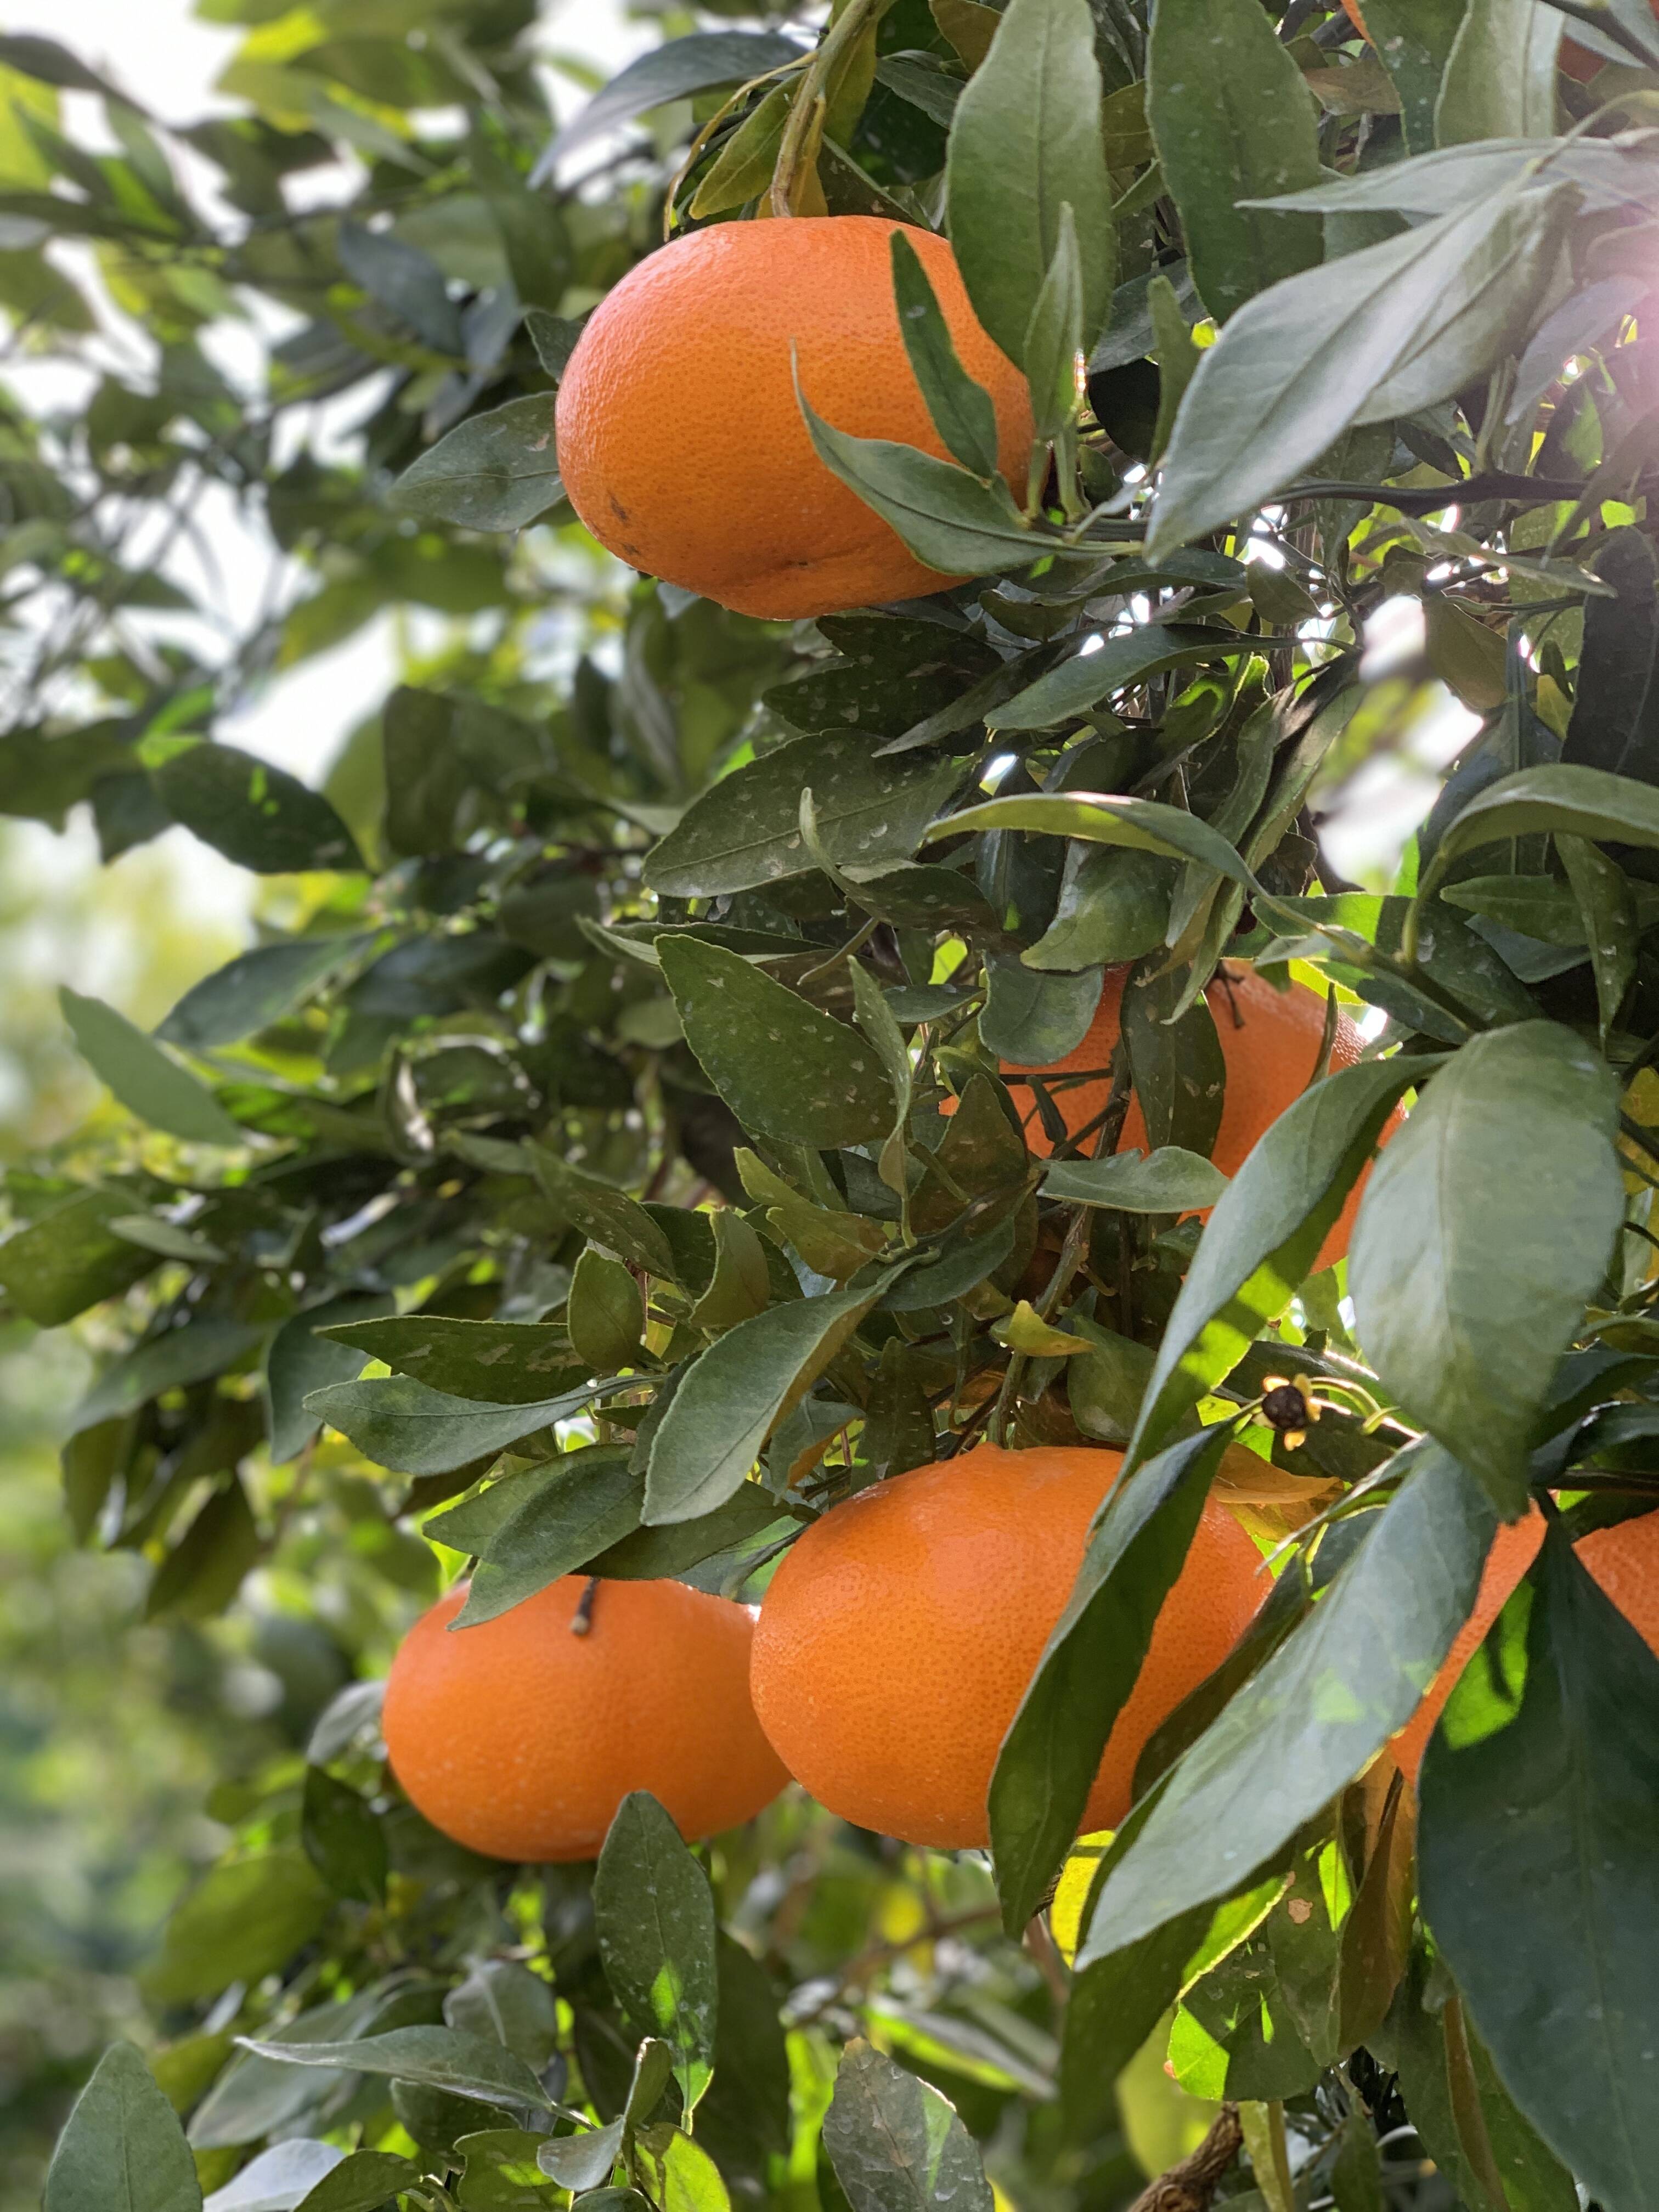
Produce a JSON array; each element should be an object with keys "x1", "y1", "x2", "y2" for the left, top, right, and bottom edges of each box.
[
  {"x1": 992, "y1": 963, "x2": 1403, "y2": 1273},
  {"x1": 749, "y1": 1443, "x2": 1265, "y2": 1847},
  {"x1": 1391, "y1": 1506, "x2": 1659, "y2": 1781},
  {"x1": 384, "y1": 1576, "x2": 787, "y2": 1861},
  {"x1": 556, "y1": 216, "x2": 1034, "y2": 620}
]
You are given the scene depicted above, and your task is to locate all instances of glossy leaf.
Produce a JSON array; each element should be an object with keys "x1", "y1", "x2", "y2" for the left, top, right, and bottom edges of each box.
[
  {"x1": 391, "y1": 395, "x2": 562, "y2": 532},
  {"x1": 1078, "y1": 1446, "x2": 1495, "y2": 1963},
  {"x1": 455, "y1": 1449, "x2": 641, "y2": 1626},
  {"x1": 821, "y1": 2040, "x2": 994, "y2": 2212},
  {"x1": 945, "y1": 0, "x2": 1112, "y2": 365},
  {"x1": 60, "y1": 988, "x2": 243, "y2": 1147},
  {"x1": 1146, "y1": 0, "x2": 1322, "y2": 321},
  {"x1": 153, "y1": 743, "x2": 362, "y2": 874},
  {"x1": 594, "y1": 1792, "x2": 718, "y2": 2113},
  {"x1": 306, "y1": 1374, "x2": 604, "y2": 1476},
  {"x1": 157, "y1": 936, "x2": 371, "y2": 1049},
  {"x1": 320, "y1": 1313, "x2": 577, "y2": 1407},
  {"x1": 234, "y1": 2026, "x2": 551, "y2": 2112},
  {"x1": 985, "y1": 623, "x2": 1253, "y2": 733},
  {"x1": 890, "y1": 230, "x2": 1001, "y2": 479},
  {"x1": 1420, "y1": 1525, "x2": 1659, "y2": 2212},
  {"x1": 1350, "y1": 1024, "x2": 1622, "y2": 1515},
  {"x1": 1043, "y1": 1147, "x2": 1228, "y2": 1212},
  {"x1": 44, "y1": 2042, "x2": 202, "y2": 2212},
  {"x1": 202, "y1": 2139, "x2": 342, "y2": 2212},
  {"x1": 292, "y1": 2151, "x2": 421, "y2": 2212},
  {"x1": 537, "y1": 32, "x2": 806, "y2": 171},
  {"x1": 644, "y1": 1282, "x2": 883, "y2": 1523}
]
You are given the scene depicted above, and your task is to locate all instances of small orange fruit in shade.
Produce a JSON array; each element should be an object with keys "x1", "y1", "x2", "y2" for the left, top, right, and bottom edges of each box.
[
  {"x1": 990, "y1": 963, "x2": 1404, "y2": 1273},
  {"x1": 1390, "y1": 1506, "x2": 1659, "y2": 1782},
  {"x1": 383, "y1": 1576, "x2": 788, "y2": 1862},
  {"x1": 1338, "y1": 0, "x2": 1634, "y2": 81},
  {"x1": 748, "y1": 1443, "x2": 1266, "y2": 1848},
  {"x1": 555, "y1": 216, "x2": 1034, "y2": 620}
]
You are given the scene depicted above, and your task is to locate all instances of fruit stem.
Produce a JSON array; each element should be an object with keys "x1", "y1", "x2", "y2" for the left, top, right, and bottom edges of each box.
[
  {"x1": 569, "y1": 1577, "x2": 600, "y2": 1635},
  {"x1": 768, "y1": 0, "x2": 885, "y2": 217}
]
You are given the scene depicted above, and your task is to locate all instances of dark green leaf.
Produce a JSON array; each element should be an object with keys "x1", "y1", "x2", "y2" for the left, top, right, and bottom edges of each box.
[
  {"x1": 658, "y1": 938, "x2": 894, "y2": 1149},
  {"x1": 294, "y1": 2151, "x2": 421, "y2": 2212},
  {"x1": 567, "y1": 1249, "x2": 644, "y2": 1372},
  {"x1": 1560, "y1": 530, "x2": 1659, "y2": 785},
  {"x1": 145, "y1": 1477, "x2": 260, "y2": 1623},
  {"x1": 306, "y1": 1374, "x2": 603, "y2": 1476},
  {"x1": 1350, "y1": 1024, "x2": 1622, "y2": 1515},
  {"x1": 1421, "y1": 1525, "x2": 1659, "y2": 2212},
  {"x1": 822, "y1": 2040, "x2": 993, "y2": 2212},
  {"x1": 1023, "y1": 203, "x2": 1085, "y2": 443},
  {"x1": 590, "y1": 1483, "x2": 787, "y2": 1582},
  {"x1": 1078, "y1": 1446, "x2": 1495, "y2": 1963},
  {"x1": 985, "y1": 623, "x2": 1252, "y2": 733},
  {"x1": 71, "y1": 1319, "x2": 266, "y2": 1435},
  {"x1": 153, "y1": 743, "x2": 363, "y2": 874},
  {"x1": 445, "y1": 1962, "x2": 558, "y2": 2072},
  {"x1": 1128, "y1": 1057, "x2": 1424, "y2": 1472},
  {"x1": 645, "y1": 1283, "x2": 883, "y2": 1523},
  {"x1": 1424, "y1": 761, "x2": 1659, "y2": 885},
  {"x1": 990, "y1": 1428, "x2": 1233, "y2": 1933},
  {"x1": 338, "y1": 219, "x2": 461, "y2": 354},
  {"x1": 390, "y1": 396, "x2": 562, "y2": 532},
  {"x1": 157, "y1": 937, "x2": 371, "y2": 1049},
  {"x1": 1147, "y1": 186, "x2": 1574, "y2": 556},
  {"x1": 528, "y1": 1148, "x2": 678, "y2": 1279},
  {"x1": 1121, "y1": 966, "x2": 1228, "y2": 1158},
  {"x1": 1559, "y1": 834, "x2": 1637, "y2": 1035},
  {"x1": 538, "y1": 2120, "x2": 624, "y2": 2191},
  {"x1": 537, "y1": 33, "x2": 807, "y2": 170},
  {"x1": 980, "y1": 958, "x2": 1102, "y2": 1062},
  {"x1": 695, "y1": 1934, "x2": 791, "y2": 2184},
  {"x1": 60, "y1": 988, "x2": 244, "y2": 1146},
  {"x1": 646, "y1": 732, "x2": 962, "y2": 901},
  {"x1": 795, "y1": 381, "x2": 1042, "y2": 577},
  {"x1": 267, "y1": 1294, "x2": 393, "y2": 1464},
  {"x1": 44, "y1": 2043, "x2": 202, "y2": 2212},
  {"x1": 1026, "y1": 847, "x2": 1177, "y2": 970},
  {"x1": 0, "y1": 1186, "x2": 158, "y2": 1326},
  {"x1": 301, "y1": 1768, "x2": 386, "y2": 1904},
  {"x1": 1436, "y1": 0, "x2": 1561, "y2": 145},
  {"x1": 147, "y1": 1851, "x2": 332, "y2": 2005},
  {"x1": 944, "y1": 0, "x2": 1113, "y2": 364},
  {"x1": 1146, "y1": 0, "x2": 1322, "y2": 322},
  {"x1": 1043, "y1": 1147, "x2": 1228, "y2": 1212},
  {"x1": 234, "y1": 2027, "x2": 551, "y2": 2112},
  {"x1": 1352, "y1": 0, "x2": 1474, "y2": 152},
  {"x1": 593, "y1": 1792, "x2": 718, "y2": 2113},
  {"x1": 456, "y1": 1449, "x2": 641, "y2": 1626},
  {"x1": 890, "y1": 230, "x2": 1001, "y2": 479}
]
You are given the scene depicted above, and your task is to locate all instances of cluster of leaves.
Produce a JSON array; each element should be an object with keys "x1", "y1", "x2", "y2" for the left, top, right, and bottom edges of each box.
[{"x1": 12, "y1": 0, "x2": 1659, "y2": 2208}]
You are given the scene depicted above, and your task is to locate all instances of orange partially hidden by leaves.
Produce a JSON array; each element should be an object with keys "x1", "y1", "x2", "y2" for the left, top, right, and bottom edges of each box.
[
  {"x1": 749, "y1": 1443, "x2": 1266, "y2": 1847},
  {"x1": 555, "y1": 216, "x2": 1034, "y2": 620},
  {"x1": 994, "y1": 963, "x2": 1403, "y2": 1272},
  {"x1": 384, "y1": 1576, "x2": 788, "y2": 1861},
  {"x1": 1390, "y1": 1507, "x2": 1659, "y2": 1782}
]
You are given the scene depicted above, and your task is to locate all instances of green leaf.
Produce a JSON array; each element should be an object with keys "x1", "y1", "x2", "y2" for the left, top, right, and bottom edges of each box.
[
  {"x1": 1424, "y1": 760, "x2": 1659, "y2": 887},
  {"x1": 1127, "y1": 1056, "x2": 1426, "y2": 1471},
  {"x1": 455, "y1": 1449, "x2": 642, "y2": 1626},
  {"x1": 822, "y1": 2040, "x2": 994, "y2": 2212},
  {"x1": 152, "y1": 742, "x2": 363, "y2": 874},
  {"x1": 459, "y1": 2131, "x2": 564, "y2": 2209},
  {"x1": 658, "y1": 937, "x2": 894, "y2": 1149},
  {"x1": 594, "y1": 1792, "x2": 719, "y2": 2113},
  {"x1": 70, "y1": 1318, "x2": 266, "y2": 1435},
  {"x1": 644, "y1": 1282, "x2": 883, "y2": 1523},
  {"x1": 293, "y1": 2151, "x2": 422, "y2": 2212},
  {"x1": 337, "y1": 221, "x2": 459, "y2": 355},
  {"x1": 157, "y1": 936, "x2": 371, "y2": 1049},
  {"x1": 1023, "y1": 202, "x2": 1084, "y2": 443},
  {"x1": 537, "y1": 31, "x2": 807, "y2": 170},
  {"x1": 60, "y1": 988, "x2": 244, "y2": 1146},
  {"x1": 0, "y1": 1186, "x2": 159, "y2": 1326},
  {"x1": 1436, "y1": 0, "x2": 1561, "y2": 145},
  {"x1": 1355, "y1": 0, "x2": 1474, "y2": 153},
  {"x1": 147, "y1": 1850, "x2": 332, "y2": 2005},
  {"x1": 980, "y1": 957, "x2": 1102, "y2": 1062},
  {"x1": 44, "y1": 2043, "x2": 202, "y2": 2212},
  {"x1": 1043, "y1": 1147, "x2": 1228, "y2": 1212},
  {"x1": 538, "y1": 2120, "x2": 624, "y2": 2192},
  {"x1": 1026, "y1": 846, "x2": 1177, "y2": 971},
  {"x1": 526, "y1": 1150, "x2": 678, "y2": 1279},
  {"x1": 446, "y1": 1962, "x2": 558, "y2": 2072},
  {"x1": 144, "y1": 1476, "x2": 260, "y2": 1623},
  {"x1": 1147, "y1": 275, "x2": 1201, "y2": 466},
  {"x1": 390, "y1": 396, "x2": 562, "y2": 532},
  {"x1": 1121, "y1": 967, "x2": 1227, "y2": 1158},
  {"x1": 645, "y1": 730, "x2": 962, "y2": 900},
  {"x1": 266, "y1": 1294, "x2": 395, "y2": 1465},
  {"x1": 1146, "y1": 0, "x2": 1322, "y2": 323},
  {"x1": 592, "y1": 1483, "x2": 786, "y2": 1583},
  {"x1": 301, "y1": 1768, "x2": 387, "y2": 1904},
  {"x1": 795, "y1": 377, "x2": 1041, "y2": 578},
  {"x1": 306, "y1": 1374, "x2": 603, "y2": 1476},
  {"x1": 890, "y1": 230, "x2": 1001, "y2": 479},
  {"x1": 1420, "y1": 1525, "x2": 1659, "y2": 2212},
  {"x1": 234, "y1": 2025, "x2": 552, "y2": 2112},
  {"x1": 983, "y1": 624, "x2": 1254, "y2": 733},
  {"x1": 202, "y1": 2138, "x2": 345, "y2": 2211},
  {"x1": 930, "y1": 789, "x2": 1261, "y2": 895},
  {"x1": 944, "y1": 0, "x2": 1112, "y2": 365},
  {"x1": 1559, "y1": 834, "x2": 1637, "y2": 1036},
  {"x1": 1560, "y1": 529, "x2": 1659, "y2": 785},
  {"x1": 568, "y1": 1249, "x2": 644, "y2": 1372},
  {"x1": 696, "y1": 1933, "x2": 791, "y2": 2183},
  {"x1": 1248, "y1": 137, "x2": 1659, "y2": 221},
  {"x1": 990, "y1": 1427, "x2": 1233, "y2": 1933},
  {"x1": 1349, "y1": 1024, "x2": 1622, "y2": 1516},
  {"x1": 1146, "y1": 184, "x2": 1574, "y2": 556},
  {"x1": 1078, "y1": 1446, "x2": 1496, "y2": 1965}
]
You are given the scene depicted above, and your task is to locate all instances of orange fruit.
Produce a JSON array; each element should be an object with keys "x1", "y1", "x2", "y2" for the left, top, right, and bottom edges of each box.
[
  {"x1": 384, "y1": 1576, "x2": 788, "y2": 1861},
  {"x1": 988, "y1": 962, "x2": 1403, "y2": 1272},
  {"x1": 749, "y1": 1443, "x2": 1265, "y2": 1847},
  {"x1": 1391, "y1": 1506, "x2": 1659, "y2": 1782},
  {"x1": 556, "y1": 216, "x2": 1034, "y2": 620}
]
